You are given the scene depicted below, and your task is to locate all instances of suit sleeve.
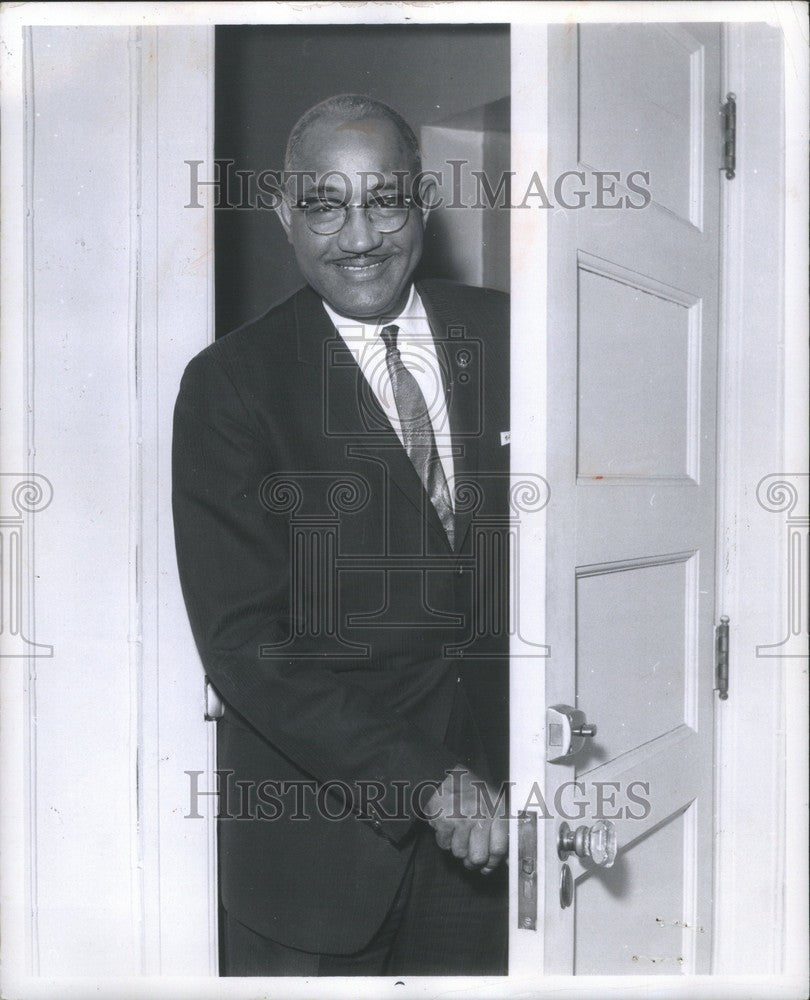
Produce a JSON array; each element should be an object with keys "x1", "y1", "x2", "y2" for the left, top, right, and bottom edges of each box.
[{"x1": 172, "y1": 348, "x2": 457, "y2": 841}]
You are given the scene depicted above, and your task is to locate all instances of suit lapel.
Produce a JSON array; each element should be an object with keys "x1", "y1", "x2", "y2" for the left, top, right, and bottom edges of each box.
[
  {"x1": 292, "y1": 282, "x2": 497, "y2": 555},
  {"x1": 293, "y1": 286, "x2": 452, "y2": 550}
]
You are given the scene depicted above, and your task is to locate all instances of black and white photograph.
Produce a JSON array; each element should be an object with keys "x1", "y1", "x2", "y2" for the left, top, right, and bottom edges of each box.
[{"x1": 0, "y1": 2, "x2": 807, "y2": 997}]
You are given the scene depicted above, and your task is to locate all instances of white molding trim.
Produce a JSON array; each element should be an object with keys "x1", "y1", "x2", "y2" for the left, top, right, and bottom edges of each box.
[
  {"x1": 127, "y1": 23, "x2": 146, "y2": 976},
  {"x1": 713, "y1": 21, "x2": 795, "y2": 976},
  {"x1": 780, "y1": 0, "x2": 810, "y2": 985},
  {"x1": 0, "y1": 16, "x2": 41, "y2": 984},
  {"x1": 509, "y1": 20, "x2": 549, "y2": 978},
  {"x1": 137, "y1": 24, "x2": 219, "y2": 975},
  {"x1": 22, "y1": 23, "x2": 41, "y2": 979}
]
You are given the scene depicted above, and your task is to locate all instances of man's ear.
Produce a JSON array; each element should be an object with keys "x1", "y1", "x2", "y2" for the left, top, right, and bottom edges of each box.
[
  {"x1": 275, "y1": 198, "x2": 293, "y2": 241},
  {"x1": 417, "y1": 175, "x2": 438, "y2": 227}
]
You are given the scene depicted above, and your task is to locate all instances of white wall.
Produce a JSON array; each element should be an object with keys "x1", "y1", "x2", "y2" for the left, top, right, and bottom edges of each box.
[
  {"x1": 0, "y1": 24, "x2": 216, "y2": 982},
  {"x1": 421, "y1": 123, "x2": 510, "y2": 293},
  {"x1": 27, "y1": 26, "x2": 141, "y2": 975}
]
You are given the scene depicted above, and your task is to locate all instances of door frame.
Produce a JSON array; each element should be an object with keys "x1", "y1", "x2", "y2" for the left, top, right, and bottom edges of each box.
[{"x1": 712, "y1": 18, "x2": 807, "y2": 978}]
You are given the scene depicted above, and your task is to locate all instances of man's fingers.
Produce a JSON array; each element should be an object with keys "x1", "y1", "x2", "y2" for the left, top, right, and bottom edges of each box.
[
  {"x1": 480, "y1": 850, "x2": 506, "y2": 875},
  {"x1": 489, "y1": 816, "x2": 509, "y2": 857},
  {"x1": 480, "y1": 817, "x2": 509, "y2": 873},
  {"x1": 425, "y1": 772, "x2": 509, "y2": 873},
  {"x1": 431, "y1": 819, "x2": 454, "y2": 852},
  {"x1": 450, "y1": 822, "x2": 472, "y2": 860},
  {"x1": 465, "y1": 822, "x2": 490, "y2": 867}
]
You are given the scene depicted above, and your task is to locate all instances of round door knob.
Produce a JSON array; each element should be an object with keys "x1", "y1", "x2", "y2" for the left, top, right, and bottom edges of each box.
[{"x1": 557, "y1": 819, "x2": 617, "y2": 868}]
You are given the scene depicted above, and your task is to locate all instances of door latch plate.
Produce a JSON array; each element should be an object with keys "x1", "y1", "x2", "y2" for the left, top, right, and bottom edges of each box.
[{"x1": 517, "y1": 811, "x2": 538, "y2": 930}]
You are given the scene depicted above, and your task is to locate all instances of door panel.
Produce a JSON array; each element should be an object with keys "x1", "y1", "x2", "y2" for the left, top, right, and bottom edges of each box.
[
  {"x1": 576, "y1": 554, "x2": 696, "y2": 764},
  {"x1": 579, "y1": 23, "x2": 706, "y2": 226},
  {"x1": 577, "y1": 262, "x2": 699, "y2": 481},
  {"x1": 574, "y1": 803, "x2": 696, "y2": 974},
  {"x1": 543, "y1": 22, "x2": 720, "y2": 974}
]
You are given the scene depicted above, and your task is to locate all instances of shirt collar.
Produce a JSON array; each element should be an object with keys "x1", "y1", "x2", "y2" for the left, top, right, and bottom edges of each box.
[{"x1": 322, "y1": 284, "x2": 428, "y2": 343}]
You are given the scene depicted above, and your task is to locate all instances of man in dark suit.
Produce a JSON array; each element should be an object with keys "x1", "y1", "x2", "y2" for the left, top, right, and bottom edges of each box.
[{"x1": 172, "y1": 94, "x2": 510, "y2": 976}]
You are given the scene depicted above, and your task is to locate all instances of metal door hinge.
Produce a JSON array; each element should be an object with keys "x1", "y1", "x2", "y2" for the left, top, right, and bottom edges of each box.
[
  {"x1": 715, "y1": 615, "x2": 730, "y2": 700},
  {"x1": 722, "y1": 93, "x2": 736, "y2": 179}
]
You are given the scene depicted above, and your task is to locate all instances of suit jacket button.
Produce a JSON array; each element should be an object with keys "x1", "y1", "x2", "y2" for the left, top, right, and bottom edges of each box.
[{"x1": 456, "y1": 565, "x2": 464, "y2": 576}]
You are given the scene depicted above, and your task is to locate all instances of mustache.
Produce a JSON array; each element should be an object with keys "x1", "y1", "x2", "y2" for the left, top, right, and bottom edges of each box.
[{"x1": 330, "y1": 253, "x2": 389, "y2": 260}]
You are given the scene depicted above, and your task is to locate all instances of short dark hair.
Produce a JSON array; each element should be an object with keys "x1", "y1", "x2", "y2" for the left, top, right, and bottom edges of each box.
[{"x1": 284, "y1": 94, "x2": 422, "y2": 175}]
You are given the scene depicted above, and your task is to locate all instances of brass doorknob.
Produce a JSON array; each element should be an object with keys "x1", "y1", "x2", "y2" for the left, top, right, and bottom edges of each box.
[{"x1": 557, "y1": 819, "x2": 617, "y2": 868}]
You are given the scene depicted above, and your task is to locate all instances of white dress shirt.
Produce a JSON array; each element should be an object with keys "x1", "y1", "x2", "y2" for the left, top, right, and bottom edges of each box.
[{"x1": 323, "y1": 285, "x2": 455, "y2": 508}]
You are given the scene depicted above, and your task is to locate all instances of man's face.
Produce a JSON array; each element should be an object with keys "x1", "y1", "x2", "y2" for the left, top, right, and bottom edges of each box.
[{"x1": 278, "y1": 116, "x2": 428, "y2": 320}]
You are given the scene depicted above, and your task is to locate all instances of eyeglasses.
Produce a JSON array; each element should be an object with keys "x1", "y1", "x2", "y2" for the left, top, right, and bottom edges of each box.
[{"x1": 293, "y1": 195, "x2": 415, "y2": 235}]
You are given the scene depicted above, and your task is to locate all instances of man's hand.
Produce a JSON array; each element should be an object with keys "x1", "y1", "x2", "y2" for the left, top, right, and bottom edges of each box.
[{"x1": 423, "y1": 765, "x2": 508, "y2": 874}]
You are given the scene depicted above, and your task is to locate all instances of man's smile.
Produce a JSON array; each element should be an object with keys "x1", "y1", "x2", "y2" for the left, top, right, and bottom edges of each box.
[{"x1": 332, "y1": 255, "x2": 392, "y2": 274}]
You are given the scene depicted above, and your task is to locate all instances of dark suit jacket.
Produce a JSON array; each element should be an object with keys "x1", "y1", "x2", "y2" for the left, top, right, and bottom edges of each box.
[{"x1": 172, "y1": 279, "x2": 509, "y2": 954}]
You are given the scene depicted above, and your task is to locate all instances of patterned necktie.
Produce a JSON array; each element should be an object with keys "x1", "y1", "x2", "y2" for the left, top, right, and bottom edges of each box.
[{"x1": 380, "y1": 324, "x2": 455, "y2": 548}]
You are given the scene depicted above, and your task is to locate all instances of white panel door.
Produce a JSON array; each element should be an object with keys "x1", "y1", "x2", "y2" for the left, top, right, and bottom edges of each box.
[{"x1": 543, "y1": 23, "x2": 722, "y2": 974}]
